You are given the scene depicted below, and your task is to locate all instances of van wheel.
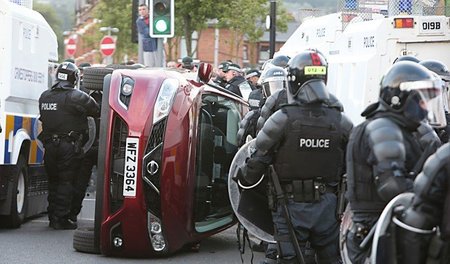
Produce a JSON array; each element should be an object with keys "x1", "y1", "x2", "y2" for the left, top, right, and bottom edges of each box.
[
  {"x1": 1, "y1": 156, "x2": 28, "y2": 228},
  {"x1": 73, "y1": 227, "x2": 100, "y2": 254},
  {"x1": 82, "y1": 67, "x2": 114, "y2": 91}
]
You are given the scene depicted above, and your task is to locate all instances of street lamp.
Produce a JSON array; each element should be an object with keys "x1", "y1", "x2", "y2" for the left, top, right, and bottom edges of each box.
[
  {"x1": 100, "y1": 26, "x2": 119, "y2": 36},
  {"x1": 269, "y1": 0, "x2": 276, "y2": 59}
]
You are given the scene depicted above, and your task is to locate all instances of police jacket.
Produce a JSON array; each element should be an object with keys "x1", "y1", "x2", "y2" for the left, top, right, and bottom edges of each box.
[
  {"x1": 346, "y1": 104, "x2": 441, "y2": 215},
  {"x1": 225, "y1": 75, "x2": 250, "y2": 98},
  {"x1": 244, "y1": 101, "x2": 353, "y2": 185},
  {"x1": 256, "y1": 89, "x2": 345, "y2": 132},
  {"x1": 236, "y1": 109, "x2": 260, "y2": 147},
  {"x1": 247, "y1": 88, "x2": 264, "y2": 111},
  {"x1": 399, "y1": 143, "x2": 450, "y2": 239},
  {"x1": 39, "y1": 81, "x2": 100, "y2": 138}
]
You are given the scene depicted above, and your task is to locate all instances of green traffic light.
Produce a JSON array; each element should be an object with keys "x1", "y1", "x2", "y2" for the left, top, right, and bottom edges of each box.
[{"x1": 154, "y1": 18, "x2": 168, "y2": 33}]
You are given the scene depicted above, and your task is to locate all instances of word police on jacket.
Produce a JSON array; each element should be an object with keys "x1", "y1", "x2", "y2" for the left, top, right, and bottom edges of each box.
[
  {"x1": 299, "y1": 138, "x2": 330, "y2": 148},
  {"x1": 41, "y1": 102, "x2": 57, "y2": 110}
]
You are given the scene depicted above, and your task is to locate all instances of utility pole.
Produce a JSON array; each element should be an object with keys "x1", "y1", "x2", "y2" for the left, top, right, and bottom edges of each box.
[{"x1": 269, "y1": 0, "x2": 276, "y2": 59}]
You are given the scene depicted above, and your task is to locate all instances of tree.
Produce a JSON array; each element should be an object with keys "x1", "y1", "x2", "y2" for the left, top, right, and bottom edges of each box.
[
  {"x1": 220, "y1": 0, "x2": 292, "y2": 63},
  {"x1": 94, "y1": 0, "x2": 138, "y2": 63},
  {"x1": 33, "y1": 2, "x2": 64, "y2": 61}
]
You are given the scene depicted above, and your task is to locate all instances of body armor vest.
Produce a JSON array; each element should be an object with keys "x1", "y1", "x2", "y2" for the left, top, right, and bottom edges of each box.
[
  {"x1": 347, "y1": 117, "x2": 423, "y2": 213},
  {"x1": 274, "y1": 104, "x2": 345, "y2": 183},
  {"x1": 39, "y1": 89, "x2": 88, "y2": 135}
]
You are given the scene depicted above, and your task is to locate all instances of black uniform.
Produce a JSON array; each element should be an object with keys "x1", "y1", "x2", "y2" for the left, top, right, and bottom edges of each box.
[
  {"x1": 225, "y1": 75, "x2": 251, "y2": 98},
  {"x1": 344, "y1": 61, "x2": 443, "y2": 263},
  {"x1": 392, "y1": 143, "x2": 450, "y2": 264},
  {"x1": 242, "y1": 80, "x2": 353, "y2": 264},
  {"x1": 39, "y1": 80, "x2": 99, "y2": 228},
  {"x1": 70, "y1": 90, "x2": 102, "y2": 221}
]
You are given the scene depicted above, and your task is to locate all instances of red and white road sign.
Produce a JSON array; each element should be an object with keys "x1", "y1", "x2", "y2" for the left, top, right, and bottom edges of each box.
[
  {"x1": 100, "y1": 36, "x2": 116, "y2": 57},
  {"x1": 66, "y1": 37, "x2": 76, "y2": 57}
]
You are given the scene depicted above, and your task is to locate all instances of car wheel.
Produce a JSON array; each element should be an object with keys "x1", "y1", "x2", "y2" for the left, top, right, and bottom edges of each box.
[
  {"x1": 1, "y1": 155, "x2": 28, "y2": 228},
  {"x1": 73, "y1": 227, "x2": 100, "y2": 254},
  {"x1": 82, "y1": 67, "x2": 114, "y2": 91}
]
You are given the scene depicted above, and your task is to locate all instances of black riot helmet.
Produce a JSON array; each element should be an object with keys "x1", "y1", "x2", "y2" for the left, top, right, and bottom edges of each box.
[
  {"x1": 287, "y1": 50, "x2": 328, "y2": 101},
  {"x1": 261, "y1": 66, "x2": 287, "y2": 97},
  {"x1": 393, "y1": 55, "x2": 420, "y2": 64},
  {"x1": 55, "y1": 62, "x2": 79, "y2": 86},
  {"x1": 380, "y1": 61, "x2": 444, "y2": 127},
  {"x1": 271, "y1": 55, "x2": 290, "y2": 68},
  {"x1": 419, "y1": 59, "x2": 450, "y2": 82}
]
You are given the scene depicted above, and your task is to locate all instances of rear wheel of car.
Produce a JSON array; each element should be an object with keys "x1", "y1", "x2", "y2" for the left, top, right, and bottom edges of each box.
[
  {"x1": 0, "y1": 155, "x2": 28, "y2": 228},
  {"x1": 82, "y1": 67, "x2": 114, "y2": 91},
  {"x1": 73, "y1": 227, "x2": 100, "y2": 254}
]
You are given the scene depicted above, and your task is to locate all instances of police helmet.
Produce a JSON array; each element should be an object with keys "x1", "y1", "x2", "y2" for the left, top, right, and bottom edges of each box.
[
  {"x1": 55, "y1": 62, "x2": 79, "y2": 86},
  {"x1": 271, "y1": 55, "x2": 290, "y2": 68},
  {"x1": 287, "y1": 50, "x2": 328, "y2": 98},
  {"x1": 260, "y1": 66, "x2": 287, "y2": 97},
  {"x1": 419, "y1": 59, "x2": 450, "y2": 82},
  {"x1": 380, "y1": 61, "x2": 444, "y2": 126},
  {"x1": 393, "y1": 55, "x2": 420, "y2": 64}
]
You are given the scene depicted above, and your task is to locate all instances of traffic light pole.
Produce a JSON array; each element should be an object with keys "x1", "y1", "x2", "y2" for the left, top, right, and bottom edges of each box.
[{"x1": 269, "y1": 0, "x2": 276, "y2": 59}]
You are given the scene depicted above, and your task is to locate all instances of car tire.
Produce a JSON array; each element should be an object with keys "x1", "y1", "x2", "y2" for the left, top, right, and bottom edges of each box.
[
  {"x1": 1, "y1": 155, "x2": 28, "y2": 228},
  {"x1": 82, "y1": 67, "x2": 114, "y2": 91},
  {"x1": 73, "y1": 227, "x2": 100, "y2": 254}
]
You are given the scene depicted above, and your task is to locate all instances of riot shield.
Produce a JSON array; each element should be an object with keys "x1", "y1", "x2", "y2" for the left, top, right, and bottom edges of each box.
[
  {"x1": 82, "y1": 116, "x2": 96, "y2": 154},
  {"x1": 228, "y1": 139, "x2": 275, "y2": 243},
  {"x1": 371, "y1": 192, "x2": 414, "y2": 264}
]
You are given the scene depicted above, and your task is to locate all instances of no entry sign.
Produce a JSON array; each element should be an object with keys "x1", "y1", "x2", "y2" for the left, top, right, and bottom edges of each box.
[
  {"x1": 66, "y1": 37, "x2": 76, "y2": 57},
  {"x1": 100, "y1": 36, "x2": 116, "y2": 57}
]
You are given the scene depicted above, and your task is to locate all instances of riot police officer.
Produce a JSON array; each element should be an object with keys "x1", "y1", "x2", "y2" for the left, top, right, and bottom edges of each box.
[
  {"x1": 344, "y1": 61, "x2": 443, "y2": 263},
  {"x1": 390, "y1": 142, "x2": 450, "y2": 264},
  {"x1": 237, "y1": 66, "x2": 287, "y2": 147},
  {"x1": 39, "y1": 62, "x2": 99, "y2": 229},
  {"x1": 240, "y1": 50, "x2": 353, "y2": 264},
  {"x1": 224, "y1": 63, "x2": 252, "y2": 99}
]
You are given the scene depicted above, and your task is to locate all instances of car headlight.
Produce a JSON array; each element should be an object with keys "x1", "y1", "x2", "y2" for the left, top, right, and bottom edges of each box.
[{"x1": 153, "y1": 78, "x2": 178, "y2": 124}]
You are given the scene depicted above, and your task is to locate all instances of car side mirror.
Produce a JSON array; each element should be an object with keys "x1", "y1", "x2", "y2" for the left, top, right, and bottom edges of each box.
[{"x1": 197, "y1": 62, "x2": 213, "y2": 83}]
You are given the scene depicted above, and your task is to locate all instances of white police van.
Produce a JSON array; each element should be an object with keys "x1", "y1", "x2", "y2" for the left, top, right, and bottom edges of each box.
[
  {"x1": 277, "y1": 2, "x2": 450, "y2": 125},
  {"x1": 0, "y1": 0, "x2": 58, "y2": 227}
]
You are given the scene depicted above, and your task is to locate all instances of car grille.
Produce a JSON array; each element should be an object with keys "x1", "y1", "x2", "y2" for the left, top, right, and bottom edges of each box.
[
  {"x1": 142, "y1": 117, "x2": 167, "y2": 218},
  {"x1": 109, "y1": 114, "x2": 128, "y2": 214}
]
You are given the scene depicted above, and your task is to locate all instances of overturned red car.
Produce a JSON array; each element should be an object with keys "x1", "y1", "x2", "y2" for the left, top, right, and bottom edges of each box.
[{"x1": 77, "y1": 64, "x2": 248, "y2": 257}]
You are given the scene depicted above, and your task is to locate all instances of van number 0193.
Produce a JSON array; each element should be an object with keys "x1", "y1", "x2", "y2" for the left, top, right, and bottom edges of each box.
[{"x1": 422, "y1": 21, "x2": 440, "y2": 30}]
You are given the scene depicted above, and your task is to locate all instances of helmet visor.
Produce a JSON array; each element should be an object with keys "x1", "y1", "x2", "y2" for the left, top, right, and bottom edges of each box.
[
  {"x1": 400, "y1": 79, "x2": 446, "y2": 127},
  {"x1": 262, "y1": 78, "x2": 286, "y2": 97}
]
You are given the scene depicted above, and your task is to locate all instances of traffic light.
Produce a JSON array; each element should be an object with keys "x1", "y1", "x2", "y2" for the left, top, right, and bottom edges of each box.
[{"x1": 149, "y1": 0, "x2": 174, "y2": 38}]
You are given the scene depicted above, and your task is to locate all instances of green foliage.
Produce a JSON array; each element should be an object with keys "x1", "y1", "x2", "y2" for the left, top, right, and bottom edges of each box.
[
  {"x1": 94, "y1": 0, "x2": 138, "y2": 63},
  {"x1": 33, "y1": 2, "x2": 64, "y2": 61}
]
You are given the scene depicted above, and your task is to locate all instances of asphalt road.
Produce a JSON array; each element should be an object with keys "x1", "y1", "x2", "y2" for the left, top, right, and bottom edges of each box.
[{"x1": 0, "y1": 214, "x2": 265, "y2": 264}]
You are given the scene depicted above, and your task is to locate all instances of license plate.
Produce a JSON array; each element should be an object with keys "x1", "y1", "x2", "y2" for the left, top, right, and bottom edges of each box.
[
  {"x1": 418, "y1": 18, "x2": 445, "y2": 35},
  {"x1": 123, "y1": 137, "x2": 139, "y2": 197}
]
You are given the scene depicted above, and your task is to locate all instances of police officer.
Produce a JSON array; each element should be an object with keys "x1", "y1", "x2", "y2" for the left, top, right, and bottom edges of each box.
[
  {"x1": 344, "y1": 61, "x2": 443, "y2": 263},
  {"x1": 419, "y1": 59, "x2": 450, "y2": 143},
  {"x1": 213, "y1": 61, "x2": 231, "y2": 88},
  {"x1": 39, "y1": 62, "x2": 99, "y2": 229},
  {"x1": 224, "y1": 63, "x2": 252, "y2": 99},
  {"x1": 240, "y1": 50, "x2": 353, "y2": 264},
  {"x1": 390, "y1": 142, "x2": 449, "y2": 264},
  {"x1": 237, "y1": 66, "x2": 287, "y2": 147}
]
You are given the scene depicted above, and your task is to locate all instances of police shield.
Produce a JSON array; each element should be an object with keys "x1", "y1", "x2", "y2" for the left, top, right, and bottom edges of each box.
[
  {"x1": 82, "y1": 116, "x2": 96, "y2": 154},
  {"x1": 228, "y1": 139, "x2": 275, "y2": 243},
  {"x1": 370, "y1": 192, "x2": 414, "y2": 264}
]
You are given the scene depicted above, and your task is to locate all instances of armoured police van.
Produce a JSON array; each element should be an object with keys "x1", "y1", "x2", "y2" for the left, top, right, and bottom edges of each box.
[
  {"x1": 277, "y1": 5, "x2": 450, "y2": 125},
  {"x1": 0, "y1": 0, "x2": 58, "y2": 227}
]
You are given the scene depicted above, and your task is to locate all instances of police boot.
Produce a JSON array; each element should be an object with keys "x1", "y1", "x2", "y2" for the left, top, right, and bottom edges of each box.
[
  {"x1": 52, "y1": 218, "x2": 77, "y2": 230},
  {"x1": 259, "y1": 258, "x2": 277, "y2": 264}
]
